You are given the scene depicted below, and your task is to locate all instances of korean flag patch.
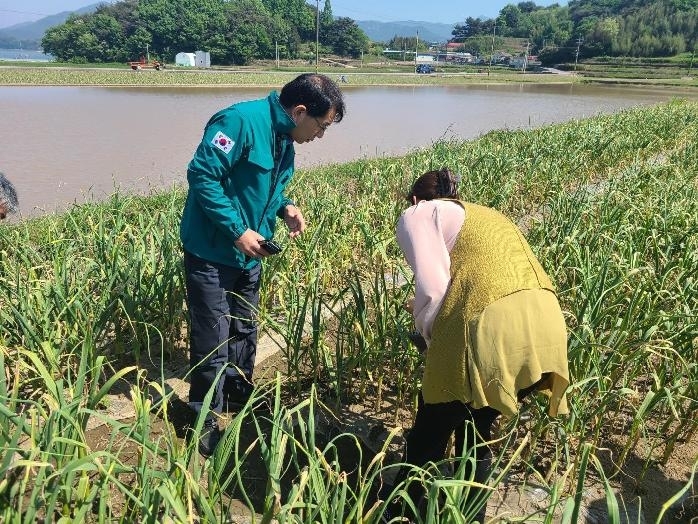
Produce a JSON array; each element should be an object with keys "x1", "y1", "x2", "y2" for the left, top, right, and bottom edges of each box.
[{"x1": 212, "y1": 131, "x2": 234, "y2": 154}]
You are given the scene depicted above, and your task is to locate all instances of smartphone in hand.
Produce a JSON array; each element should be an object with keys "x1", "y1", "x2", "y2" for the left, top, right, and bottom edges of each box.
[{"x1": 260, "y1": 239, "x2": 283, "y2": 255}]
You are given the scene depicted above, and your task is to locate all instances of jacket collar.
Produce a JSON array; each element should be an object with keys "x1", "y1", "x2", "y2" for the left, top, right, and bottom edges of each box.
[{"x1": 269, "y1": 91, "x2": 296, "y2": 135}]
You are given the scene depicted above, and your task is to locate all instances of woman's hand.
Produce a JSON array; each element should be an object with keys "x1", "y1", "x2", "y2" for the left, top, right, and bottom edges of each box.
[{"x1": 404, "y1": 298, "x2": 415, "y2": 314}]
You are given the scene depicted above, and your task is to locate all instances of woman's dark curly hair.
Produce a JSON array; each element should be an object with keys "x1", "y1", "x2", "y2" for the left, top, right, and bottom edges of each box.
[{"x1": 406, "y1": 167, "x2": 460, "y2": 203}]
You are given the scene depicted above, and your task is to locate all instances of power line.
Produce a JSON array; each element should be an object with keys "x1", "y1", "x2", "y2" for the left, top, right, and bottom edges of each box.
[
  {"x1": 327, "y1": 1, "x2": 398, "y2": 22},
  {"x1": 0, "y1": 2, "x2": 115, "y2": 19},
  {"x1": 0, "y1": 9, "x2": 50, "y2": 17}
]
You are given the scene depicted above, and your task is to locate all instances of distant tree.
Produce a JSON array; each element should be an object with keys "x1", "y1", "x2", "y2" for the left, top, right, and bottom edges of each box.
[
  {"x1": 387, "y1": 35, "x2": 427, "y2": 53},
  {"x1": 459, "y1": 35, "x2": 499, "y2": 56},
  {"x1": 95, "y1": 0, "x2": 139, "y2": 34},
  {"x1": 123, "y1": 26, "x2": 152, "y2": 61},
  {"x1": 671, "y1": 0, "x2": 698, "y2": 8},
  {"x1": 528, "y1": 6, "x2": 572, "y2": 50},
  {"x1": 220, "y1": 0, "x2": 285, "y2": 64},
  {"x1": 286, "y1": 0, "x2": 316, "y2": 40},
  {"x1": 325, "y1": 17, "x2": 369, "y2": 57},
  {"x1": 261, "y1": 0, "x2": 315, "y2": 45},
  {"x1": 590, "y1": 17, "x2": 620, "y2": 54},
  {"x1": 574, "y1": 1, "x2": 697, "y2": 57},
  {"x1": 42, "y1": 13, "x2": 124, "y2": 62},
  {"x1": 89, "y1": 13, "x2": 125, "y2": 60},
  {"x1": 451, "y1": 24, "x2": 467, "y2": 41},
  {"x1": 538, "y1": 45, "x2": 575, "y2": 65},
  {"x1": 41, "y1": 19, "x2": 75, "y2": 60},
  {"x1": 481, "y1": 18, "x2": 497, "y2": 37},
  {"x1": 134, "y1": 0, "x2": 230, "y2": 59},
  {"x1": 320, "y1": 0, "x2": 334, "y2": 31},
  {"x1": 568, "y1": 0, "x2": 623, "y2": 24},
  {"x1": 499, "y1": 5, "x2": 522, "y2": 34},
  {"x1": 518, "y1": 1, "x2": 542, "y2": 13},
  {"x1": 452, "y1": 17, "x2": 487, "y2": 40}
]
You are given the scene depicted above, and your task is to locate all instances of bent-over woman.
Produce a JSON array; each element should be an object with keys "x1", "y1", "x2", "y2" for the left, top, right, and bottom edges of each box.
[{"x1": 384, "y1": 167, "x2": 570, "y2": 522}]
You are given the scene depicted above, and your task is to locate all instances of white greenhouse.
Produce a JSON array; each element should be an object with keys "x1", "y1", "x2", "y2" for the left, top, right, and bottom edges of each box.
[{"x1": 175, "y1": 52, "x2": 196, "y2": 67}]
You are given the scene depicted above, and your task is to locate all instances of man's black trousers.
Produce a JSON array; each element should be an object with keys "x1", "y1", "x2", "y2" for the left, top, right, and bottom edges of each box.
[{"x1": 184, "y1": 251, "x2": 261, "y2": 416}]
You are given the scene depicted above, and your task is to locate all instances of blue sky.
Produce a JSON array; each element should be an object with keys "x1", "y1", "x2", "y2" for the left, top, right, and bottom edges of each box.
[{"x1": 0, "y1": 0, "x2": 568, "y2": 28}]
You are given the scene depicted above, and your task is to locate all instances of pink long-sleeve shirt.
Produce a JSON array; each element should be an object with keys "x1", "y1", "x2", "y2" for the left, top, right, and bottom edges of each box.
[{"x1": 396, "y1": 199, "x2": 466, "y2": 344}]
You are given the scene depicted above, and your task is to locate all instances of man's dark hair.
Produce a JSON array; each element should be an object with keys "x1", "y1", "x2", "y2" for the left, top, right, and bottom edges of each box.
[
  {"x1": 0, "y1": 172, "x2": 19, "y2": 215},
  {"x1": 407, "y1": 167, "x2": 460, "y2": 202},
  {"x1": 280, "y1": 73, "x2": 345, "y2": 123}
]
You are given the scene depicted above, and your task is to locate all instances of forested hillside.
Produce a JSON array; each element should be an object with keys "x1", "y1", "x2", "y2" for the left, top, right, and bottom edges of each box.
[
  {"x1": 36, "y1": 0, "x2": 698, "y2": 65},
  {"x1": 451, "y1": 0, "x2": 697, "y2": 63},
  {"x1": 41, "y1": 0, "x2": 368, "y2": 64}
]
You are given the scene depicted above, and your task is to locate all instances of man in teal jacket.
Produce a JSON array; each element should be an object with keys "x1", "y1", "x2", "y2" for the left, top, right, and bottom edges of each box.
[{"x1": 181, "y1": 74, "x2": 345, "y2": 457}]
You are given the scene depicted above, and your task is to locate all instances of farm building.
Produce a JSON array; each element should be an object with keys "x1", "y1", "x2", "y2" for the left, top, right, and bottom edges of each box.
[{"x1": 195, "y1": 51, "x2": 211, "y2": 68}]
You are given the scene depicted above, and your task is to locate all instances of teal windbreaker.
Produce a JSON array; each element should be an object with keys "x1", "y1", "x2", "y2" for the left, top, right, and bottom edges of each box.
[{"x1": 180, "y1": 92, "x2": 296, "y2": 269}]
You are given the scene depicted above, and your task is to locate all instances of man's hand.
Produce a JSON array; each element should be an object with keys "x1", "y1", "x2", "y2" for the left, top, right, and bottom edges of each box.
[
  {"x1": 235, "y1": 229, "x2": 269, "y2": 258},
  {"x1": 283, "y1": 205, "x2": 306, "y2": 238}
]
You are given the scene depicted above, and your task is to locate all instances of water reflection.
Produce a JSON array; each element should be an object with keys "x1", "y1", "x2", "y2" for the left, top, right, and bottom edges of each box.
[{"x1": 2, "y1": 83, "x2": 696, "y2": 217}]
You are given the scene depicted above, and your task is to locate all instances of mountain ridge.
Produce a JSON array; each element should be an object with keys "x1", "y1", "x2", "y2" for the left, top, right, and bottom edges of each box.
[
  {"x1": 355, "y1": 20, "x2": 455, "y2": 43},
  {"x1": 0, "y1": 3, "x2": 102, "y2": 47},
  {"x1": 0, "y1": 4, "x2": 455, "y2": 49}
]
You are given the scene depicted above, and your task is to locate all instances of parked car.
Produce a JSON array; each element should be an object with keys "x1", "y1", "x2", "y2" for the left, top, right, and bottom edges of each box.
[{"x1": 416, "y1": 64, "x2": 434, "y2": 74}]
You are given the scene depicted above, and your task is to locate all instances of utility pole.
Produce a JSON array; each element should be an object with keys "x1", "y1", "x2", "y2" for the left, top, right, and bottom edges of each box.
[
  {"x1": 315, "y1": 0, "x2": 320, "y2": 73},
  {"x1": 522, "y1": 41, "x2": 530, "y2": 73},
  {"x1": 146, "y1": 43, "x2": 150, "y2": 62},
  {"x1": 489, "y1": 18, "x2": 497, "y2": 72},
  {"x1": 275, "y1": 40, "x2": 279, "y2": 68},
  {"x1": 574, "y1": 36, "x2": 583, "y2": 71},
  {"x1": 688, "y1": 48, "x2": 695, "y2": 76},
  {"x1": 415, "y1": 29, "x2": 419, "y2": 73}
]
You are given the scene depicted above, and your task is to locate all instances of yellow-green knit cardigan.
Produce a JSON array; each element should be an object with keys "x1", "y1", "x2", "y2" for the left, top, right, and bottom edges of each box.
[{"x1": 422, "y1": 201, "x2": 569, "y2": 417}]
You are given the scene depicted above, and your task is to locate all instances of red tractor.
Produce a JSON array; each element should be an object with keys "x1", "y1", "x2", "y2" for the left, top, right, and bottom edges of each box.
[{"x1": 127, "y1": 57, "x2": 164, "y2": 70}]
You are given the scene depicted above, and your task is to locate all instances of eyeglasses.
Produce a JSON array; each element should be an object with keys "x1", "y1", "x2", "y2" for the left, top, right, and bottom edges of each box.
[{"x1": 313, "y1": 116, "x2": 331, "y2": 132}]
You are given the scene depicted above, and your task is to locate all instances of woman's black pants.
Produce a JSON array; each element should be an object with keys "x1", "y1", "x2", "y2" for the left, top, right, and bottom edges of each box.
[{"x1": 387, "y1": 395, "x2": 500, "y2": 522}]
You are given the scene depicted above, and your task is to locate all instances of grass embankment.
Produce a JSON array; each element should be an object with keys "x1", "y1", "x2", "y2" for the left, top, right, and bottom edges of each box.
[
  {"x1": 1, "y1": 101, "x2": 697, "y2": 522},
  {"x1": 566, "y1": 57, "x2": 698, "y2": 88},
  {"x1": 568, "y1": 53, "x2": 696, "y2": 79},
  {"x1": 0, "y1": 65, "x2": 573, "y2": 87},
  {"x1": 2, "y1": 58, "x2": 698, "y2": 88}
]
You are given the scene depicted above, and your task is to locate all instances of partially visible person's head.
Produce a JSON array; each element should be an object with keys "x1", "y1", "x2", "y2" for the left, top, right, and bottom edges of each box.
[
  {"x1": 0, "y1": 172, "x2": 18, "y2": 220},
  {"x1": 406, "y1": 167, "x2": 460, "y2": 204},
  {"x1": 280, "y1": 73, "x2": 346, "y2": 144}
]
